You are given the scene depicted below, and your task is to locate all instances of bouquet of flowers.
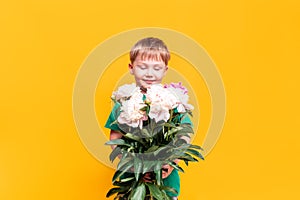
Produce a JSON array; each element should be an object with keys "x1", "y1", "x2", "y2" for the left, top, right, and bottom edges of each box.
[{"x1": 105, "y1": 82, "x2": 204, "y2": 200}]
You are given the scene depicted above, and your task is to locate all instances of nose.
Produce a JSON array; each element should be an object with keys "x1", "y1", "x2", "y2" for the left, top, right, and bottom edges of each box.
[{"x1": 145, "y1": 68, "x2": 154, "y2": 77}]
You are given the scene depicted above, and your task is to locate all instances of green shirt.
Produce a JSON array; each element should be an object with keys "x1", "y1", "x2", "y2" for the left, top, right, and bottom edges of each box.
[{"x1": 105, "y1": 103, "x2": 193, "y2": 197}]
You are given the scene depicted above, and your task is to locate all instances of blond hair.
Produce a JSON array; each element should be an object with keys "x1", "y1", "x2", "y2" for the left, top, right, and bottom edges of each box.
[{"x1": 130, "y1": 37, "x2": 170, "y2": 66}]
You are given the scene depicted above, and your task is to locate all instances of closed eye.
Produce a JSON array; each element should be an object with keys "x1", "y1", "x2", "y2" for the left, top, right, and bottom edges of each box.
[
  {"x1": 137, "y1": 65, "x2": 147, "y2": 70},
  {"x1": 154, "y1": 67, "x2": 163, "y2": 71}
]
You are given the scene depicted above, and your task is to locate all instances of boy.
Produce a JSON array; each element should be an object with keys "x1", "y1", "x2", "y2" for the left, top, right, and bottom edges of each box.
[{"x1": 105, "y1": 37, "x2": 191, "y2": 200}]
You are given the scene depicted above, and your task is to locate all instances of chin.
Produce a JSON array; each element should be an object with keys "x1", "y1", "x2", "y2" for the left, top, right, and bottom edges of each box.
[{"x1": 143, "y1": 84, "x2": 152, "y2": 88}]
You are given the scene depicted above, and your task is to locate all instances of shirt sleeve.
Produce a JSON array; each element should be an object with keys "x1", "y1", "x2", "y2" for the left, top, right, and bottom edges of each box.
[
  {"x1": 163, "y1": 169, "x2": 180, "y2": 197},
  {"x1": 104, "y1": 102, "x2": 121, "y2": 131},
  {"x1": 180, "y1": 113, "x2": 194, "y2": 127}
]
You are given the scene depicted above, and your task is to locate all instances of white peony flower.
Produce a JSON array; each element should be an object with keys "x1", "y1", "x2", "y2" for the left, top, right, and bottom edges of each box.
[
  {"x1": 112, "y1": 83, "x2": 138, "y2": 101},
  {"x1": 113, "y1": 83, "x2": 193, "y2": 128},
  {"x1": 164, "y1": 82, "x2": 194, "y2": 112},
  {"x1": 145, "y1": 84, "x2": 179, "y2": 122},
  {"x1": 117, "y1": 89, "x2": 147, "y2": 129}
]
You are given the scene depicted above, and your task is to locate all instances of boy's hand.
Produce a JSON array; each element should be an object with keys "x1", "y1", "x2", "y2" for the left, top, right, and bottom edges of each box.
[
  {"x1": 109, "y1": 130, "x2": 123, "y2": 150},
  {"x1": 142, "y1": 172, "x2": 153, "y2": 182},
  {"x1": 162, "y1": 159, "x2": 180, "y2": 179},
  {"x1": 162, "y1": 164, "x2": 174, "y2": 178}
]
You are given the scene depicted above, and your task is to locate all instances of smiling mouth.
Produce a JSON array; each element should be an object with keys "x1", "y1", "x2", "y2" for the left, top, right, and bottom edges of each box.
[{"x1": 144, "y1": 80, "x2": 155, "y2": 84}]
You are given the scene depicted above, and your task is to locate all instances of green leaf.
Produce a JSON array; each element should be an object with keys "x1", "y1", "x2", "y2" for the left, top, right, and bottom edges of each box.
[
  {"x1": 113, "y1": 177, "x2": 134, "y2": 186},
  {"x1": 159, "y1": 185, "x2": 178, "y2": 196},
  {"x1": 180, "y1": 153, "x2": 199, "y2": 162},
  {"x1": 146, "y1": 183, "x2": 164, "y2": 199},
  {"x1": 141, "y1": 128, "x2": 151, "y2": 138},
  {"x1": 154, "y1": 162, "x2": 162, "y2": 185},
  {"x1": 175, "y1": 132, "x2": 191, "y2": 138},
  {"x1": 145, "y1": 145, "x2": 159, "y2": 153},
  {"x1": 113, "y1": 162, "x2": 134, "y2": 182},
  {"x1": 106, "y1": 184, "x2": 131, "y2": 198},
  {"x1": 183, "y1": 159, "x2": 189, "y2": 166},
  {"x1": 139, "y1": 105, "x2": 148, "y2": 111},
  {"x1": 186, "y1": 148, "x2": 203, "y2": 159},
  {"x1": 177, "y1": 125, "x2": 194, "y2": 134},
  {"x1": 120, "y1": 176, "x2": 135, "y2": 183},
  {"x1": 168, "y1": 162, "x2": 184, "y2": 173},
  {"x1": 112, "y1": 170, "x2": 123, "y2": 183},
  {"x1": 123, "y1": 133, "x2": 145, "y2": 144},
  {"x1": 189, "y1": 144, "x2": 204, "y2": 151},
  {"x1": 133, "y1": 158, "x2": 143, "y2": 181},
  {"x1": 106, "y1": 187, "x2": 123, "y2": 198},
  {"x1": 105, "y1": 139, "x2": 131, "y2": 147},
  {"x1": 130, "y1": 183, "x2": 146, "y2": 200},
  {"x1": 117, "y1": 154, "x2": 132, "y2": 170},
  {"x1": 165, "y1": 127, "x2": 183, "y2": 138},
  {"x1": 142, "y1": 161, "x2": 156, "y2": 174},
  {"x1": 174, "y1": 138, "x2": 189, "y2": 146},
  {"x1": 164, "y1": 122, "x2": 177, "y2": 128},
  {"x1": 177, "y1": 143, "x2": 191, "y2": 149},
  {"x1": 109, "y1": 147, "x2": 121, "y2": 162},
  {"x1": 153, "y1": 146, "x2": 170, "y2": 157}
]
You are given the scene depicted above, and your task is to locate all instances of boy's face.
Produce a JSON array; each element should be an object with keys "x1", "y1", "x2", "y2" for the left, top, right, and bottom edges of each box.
[{"x1": 129, "y1": 54, "x2": 168, "y2": 88}]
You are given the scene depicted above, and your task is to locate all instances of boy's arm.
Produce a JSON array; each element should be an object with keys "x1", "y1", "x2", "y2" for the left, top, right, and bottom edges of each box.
[{"x1": 109, "y1": 130, "x2": 123, "y2": 150}]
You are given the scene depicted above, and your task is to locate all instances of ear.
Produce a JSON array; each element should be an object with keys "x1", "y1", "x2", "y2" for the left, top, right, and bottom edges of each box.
[
  {"x1": 128, "y1": 63, "x2": 134, "y2": 74},
  {"x1": 163, "y1": 66, "x2": 168, "y2": 76}
]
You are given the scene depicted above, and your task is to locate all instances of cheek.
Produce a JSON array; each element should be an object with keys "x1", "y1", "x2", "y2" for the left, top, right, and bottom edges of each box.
[
  {"x1": 133, "y1": 70, "x2": 145, "y2": 78},
  {"x1": 155, "y1": 71, "x2": 165, "y2": 79}
]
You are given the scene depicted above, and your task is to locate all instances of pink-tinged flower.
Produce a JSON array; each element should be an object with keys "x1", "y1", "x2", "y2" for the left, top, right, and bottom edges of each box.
[
  {"x1": 146, "y1": 84, "x2": 179, "y2": 122},
  {"x1": 112, "y1": 83, "x2": 138, "y2": 101},
  {"x1": 164, "y1": 82, "x2": 188, "y2": 94},
  {"x1": 117, "y1": 90, "x2": 147, "y2": 129},
  {"x1": 164, "y1": 82, "x2": 194, "y2": 112}
]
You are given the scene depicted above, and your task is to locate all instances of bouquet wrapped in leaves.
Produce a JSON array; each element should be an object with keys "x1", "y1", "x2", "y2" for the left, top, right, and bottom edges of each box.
[{"x1": 105, "y1": 83, "x2": 204, "y2": 200}]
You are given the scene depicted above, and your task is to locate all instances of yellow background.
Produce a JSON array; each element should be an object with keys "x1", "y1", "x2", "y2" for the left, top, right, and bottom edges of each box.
[{"x1": 1, "y1": 0, "x2": 299, "y2": 199}]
